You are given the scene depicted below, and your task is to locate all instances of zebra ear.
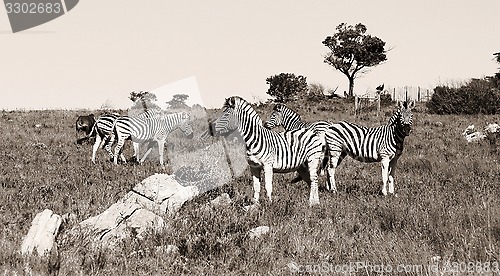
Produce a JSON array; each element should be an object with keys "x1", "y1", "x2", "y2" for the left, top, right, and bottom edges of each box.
[
  {"x1": 228, "y1": 97, "x2": 236, "y2": 107},
  {"x1": 274, "y1": 104, "x2": 282, "y2": 111}
]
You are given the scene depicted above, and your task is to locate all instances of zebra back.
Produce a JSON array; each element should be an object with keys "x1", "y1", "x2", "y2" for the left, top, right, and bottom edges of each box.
[
  {"x1": 114, "y1": 111, "x2": 193, "y2": 142},
  {"x1": 211, "y1": 96, "x2": 323, "y2": 171},
  {"x1": 264, "y1": 104, "x2": 332, "y2": 141},
  {"x1": 326, "y1": 100, "x2": 415, "y2": 162}
]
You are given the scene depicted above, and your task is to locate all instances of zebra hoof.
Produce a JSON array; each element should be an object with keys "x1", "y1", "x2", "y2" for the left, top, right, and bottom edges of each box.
[{"x1": 243, "y1": 203, "x2": 259, "y2": 212}]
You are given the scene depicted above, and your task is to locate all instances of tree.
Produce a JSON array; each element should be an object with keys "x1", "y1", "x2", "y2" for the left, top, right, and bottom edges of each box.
[
  {"x1": 493, "y1": 52, "x2": 500, "y2": 89},
  {"x1": 166, "y1": 94, "x2": 190, "y2": 109},
  {"x1": 266, "y1": 73, "x2": 308, "y2": 103},
  {"x1": 129, "y1": 91, "x2": 159, "y2": 111},
  {"x1": 322, "y1": 23, "x2": 387, "y2": 98}
]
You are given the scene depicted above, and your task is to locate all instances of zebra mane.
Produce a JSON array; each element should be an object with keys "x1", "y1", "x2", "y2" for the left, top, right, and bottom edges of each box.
[
  {"x1": 226, "y1": 96, "x2": 263, "y2": 125},
  {"x1": 387, "y1": 109, "x2": 401, "y2": 126}
]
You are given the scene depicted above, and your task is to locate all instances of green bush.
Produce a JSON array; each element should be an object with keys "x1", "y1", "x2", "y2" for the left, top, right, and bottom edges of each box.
[{"x1": 426, "y1": 78, "x2": 500, "y2": 114}]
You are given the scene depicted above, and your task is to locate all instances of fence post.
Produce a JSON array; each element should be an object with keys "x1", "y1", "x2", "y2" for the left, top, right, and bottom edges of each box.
[
  {"x1": 377, "y1": 92, "x2": 380, "y2": 117},
  {"x1": 418, "y1": 86, "x2": 421, "y2": 102}
]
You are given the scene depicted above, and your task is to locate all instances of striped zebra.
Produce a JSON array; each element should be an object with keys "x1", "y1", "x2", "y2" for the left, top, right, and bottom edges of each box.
[
  {"x1": 209, "y1": 96, "x2": 324, "y2": 206},
  {"x1": 324, "y1": 100, "x2": 415, "y2": 195},
  {"x1": 264, "y1": 104, "x2": 332, "y2": 135},
  {"x1": 264, "y1": 104, "x2": 332, "y2": 175},
  {"x1": 87, "y1": 110, "x2": 159, "y2": 164},
  {"x1": 111, "y1": 111, "x2": 194, "y2": 165}
]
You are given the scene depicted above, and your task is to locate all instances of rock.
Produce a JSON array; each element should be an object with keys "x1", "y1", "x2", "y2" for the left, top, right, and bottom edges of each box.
[
  {"x1": 209, "y1": 193, "x2": 232, "y2": 207},
  {"x1": 131, "y1": 173, "x2": 199, "y2": 215},
  {"x1": 485, "y1": 123, "x2": 499, "y2": 133},
  {"x1": 165, "y1": 244, "x2": 179, "y2": 254},
  {"x1": 433, "y1": 121, "x2": 443, "y2": 127},
  {"x1": 463, "y1": 123, "x2": 498, "y2": 143},
  {"x1": 21, "y1": 209, "x2": 62, "y2": 256},
  {"x1": 78, "y1": 174, "x2": 199, "y2": 246},
  {"x1": 248, "y1": 226, "x2": 270, "y2": 239}
]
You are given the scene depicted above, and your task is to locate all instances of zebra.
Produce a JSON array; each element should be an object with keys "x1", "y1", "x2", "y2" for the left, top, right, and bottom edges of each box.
[
  {"x1": 264, "y1": 103, "x2": 333, "y2": 178},
  {"x1": 110, "y1": 111, "x2": 194, "y2": 165},
  {"x1": 86, "y1": 110, "x2": 160, "y2": 164},
  {"x1": 323, "y1": 100, "x2": 415, "y2": 195},
  {"x1": 87, "y1": 113, "x2": 123, "y2": 163},
  {"x1": 208, "y1": 96, "x2": 324, "y2": 206},
  {"x1": 264, "y1": 104, "x2": 332, "y2": 134}
]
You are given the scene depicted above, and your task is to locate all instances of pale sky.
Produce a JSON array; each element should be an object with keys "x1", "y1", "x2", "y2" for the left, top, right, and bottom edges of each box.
[{"x1": 1, "y1": 0, "x2": 499, "y2": 110}]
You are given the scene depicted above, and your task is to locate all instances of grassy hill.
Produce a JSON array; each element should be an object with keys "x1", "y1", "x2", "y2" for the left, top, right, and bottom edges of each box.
[{"x1": 0, "y1": 99, "x2": 499, "y2": 275}]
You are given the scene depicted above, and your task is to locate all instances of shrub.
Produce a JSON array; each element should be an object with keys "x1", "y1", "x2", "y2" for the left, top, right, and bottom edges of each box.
[
  {"x1": 266, "y1": 73, "x2": 308, "y2": 103},
  {"x1": 426, "y1": 78, "x2": 500, "y2": 114},
  {"x1": 379, "y1": 93, "x2": 394, "y2": 107}
]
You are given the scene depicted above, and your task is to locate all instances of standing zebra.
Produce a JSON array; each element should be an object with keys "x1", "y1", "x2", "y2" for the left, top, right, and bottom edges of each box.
[
  {"x1": 264, "y1": 103, "x2": 332, "y2": 173},
  {"x1": 324, "y1": 100, "x2": 415, "y2": 195},
  {"x1": 264, "y1": 104, "x2": 332, "y2": 135},
  {"x1": 209, "y1": 96, "x2": 324, "y2": 206},
  {"x1": 111, "y1": 112, "x2": 194, "y2": 165}
]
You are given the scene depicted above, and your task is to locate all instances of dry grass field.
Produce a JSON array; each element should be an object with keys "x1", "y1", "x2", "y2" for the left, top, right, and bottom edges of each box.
[{"x1": 0, "y1": 99, "x2": 499, "y2": 275}]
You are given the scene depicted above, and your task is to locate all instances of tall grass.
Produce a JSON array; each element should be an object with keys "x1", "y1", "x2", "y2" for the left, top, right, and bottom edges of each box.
[{"x1": 0, "y1": 101, "x2": 499, "y2": 275}]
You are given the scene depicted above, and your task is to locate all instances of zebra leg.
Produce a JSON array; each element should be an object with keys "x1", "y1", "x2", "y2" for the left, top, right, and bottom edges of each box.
[
  {"x1": 326, "y1": 151, "x2": 345, "y2": 193},
  {"x1": 299, "y1": 161, "x2": 320, "y2": 206},
  {"x1": 103, "y1": 136, "x2": 116, "y2": 163},
  {"x1": 263, "y1": 164, "x2": 273, "y2": 203},
  {"x1": 157, "y1": 139, "x2": 165, "y2": 166},
  {"x1": 91, "y1": 134, "x2": 102, "y2": 164},
  {"x1": 380, "y1": 157, "x2": 391, "y2": 196},
  {"x1": 388, "y1": 156, "x2": 400, "y2": 195},
  {"x1": 113, "y1": 138, "x2": 125, "y2": 165},
  {"x1": 250, "y1": 167, "x2": 262, "y2": 203},
  {"x1": 133, "y1": 142, "x2": 141, "y2": 164}
]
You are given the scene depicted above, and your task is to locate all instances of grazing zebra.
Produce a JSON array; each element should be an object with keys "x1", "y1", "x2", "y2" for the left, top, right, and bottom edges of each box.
[
  {"x1": 87, "y1": 110, "x2": 159, "y2": 164},
  {"x1": 75, "y1": 114, "x2": 96, "y2": 144},
  {"x1": 111, "y1": 112, "x2": 194, "y2": 165},
  {"x1": 324, "y1": 100, "x2": 415, "y2": 195},
  {"x1": 209, "y1": 96, "x2": 324, "y2": 206},
  {"x1": 86, "y1": 113, "x2": 123, "y2": 163}
]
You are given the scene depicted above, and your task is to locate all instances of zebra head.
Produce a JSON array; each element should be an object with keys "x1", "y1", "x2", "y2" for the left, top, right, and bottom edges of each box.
[
  {"x1": 209, "y1": 97, "x2": 240, "y2": 137},
  {"x1": 391, "y1": 100, "x2": 415, "y2": 136},
  {"x1": 75, "y1": 114, "x2": 95, "y2": 135},
  {"x1": 177, "y1": 112, "x2": 194, "y2": 139},
  {"x1": 264, "y1": 104, "x2": 285, "y2": 129}
]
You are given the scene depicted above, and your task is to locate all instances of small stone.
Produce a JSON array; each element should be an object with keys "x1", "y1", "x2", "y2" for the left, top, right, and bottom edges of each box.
[{"x1": 248, "y1": 226, "x2": 270, "y2": 239}]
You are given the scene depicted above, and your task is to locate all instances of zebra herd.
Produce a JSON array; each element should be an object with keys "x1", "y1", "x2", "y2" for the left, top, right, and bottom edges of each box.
[
  {"x1": 76, "y1": 95, "x2": 414, "y2": 206},
  {"x1": 76, "y1": 109, "x2": 194, "y2": 165},
  {"x1": 209, "y1": 96, "x2": 414, "y2": 206}
]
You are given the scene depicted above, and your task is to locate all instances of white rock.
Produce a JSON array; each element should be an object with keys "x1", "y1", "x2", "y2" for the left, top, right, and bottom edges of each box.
[
  {"x1": 78, "y1": 174, "x2": 198, "y2": 247},
  {"x1": 209, "y1": 193, "x2": 232, "y2": 207},
  {"x1": 248, "y1": 226, "x2": 270, "y2": 239},
  {"x1": 21, "y1": 209, "x2": 62, "y2": 256}
]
